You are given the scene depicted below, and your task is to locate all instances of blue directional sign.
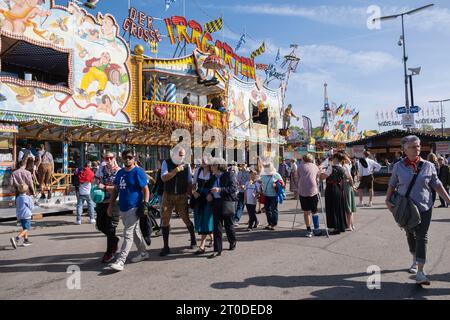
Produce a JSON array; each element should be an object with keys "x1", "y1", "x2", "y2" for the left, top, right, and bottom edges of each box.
[
  {"x1": 396, "y1": 107, "x2": 407, "y2": 114},
  {"x1": 409, "y1": 106, "x2": 421, "y2": 114}
]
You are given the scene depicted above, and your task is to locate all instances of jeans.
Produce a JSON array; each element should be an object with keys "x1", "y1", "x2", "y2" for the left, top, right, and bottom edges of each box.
[
  {"x1": 246, "y1": 204, "x2": 258, "y2": 228},
  {"x1": 213, "y1": 199, "x2": 236, "y2": 253},
  {"x1": 76, "y1": 194, "x2": 95, "y2": 221},
  {"x1": 265, "y1": 196, "x2": 279, "y2": 226},
  {"x1": 406, "y1": 209, "x2": 432, "y2": 264},
  {"x1": 116, "y1": 207, "x2": 147, "y2": 264},
  {"x1": 96, "y1": 203, "x2": 119, "y2": 255},
  {"x1": 234, "y1": 192, "x2": 245, "y2": 223},
  {"x1": 283, "y1": 118, "x2": 291, "y2": 129}
]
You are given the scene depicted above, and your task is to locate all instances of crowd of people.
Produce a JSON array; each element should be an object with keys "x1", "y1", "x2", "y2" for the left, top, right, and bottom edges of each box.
[{"x1": 8, "y1": 136, "x2": 450, "y2": 285}]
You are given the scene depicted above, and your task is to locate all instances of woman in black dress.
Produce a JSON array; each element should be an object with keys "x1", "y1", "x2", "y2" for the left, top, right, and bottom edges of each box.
[{"x1": 320, "y1": 152, "x2": 348, "y2": 234}]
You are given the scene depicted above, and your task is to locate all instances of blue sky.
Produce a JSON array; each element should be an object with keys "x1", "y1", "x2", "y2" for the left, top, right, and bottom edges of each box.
[{"x1": 60, "y1": 0, "x2": 450, "y2": 132}]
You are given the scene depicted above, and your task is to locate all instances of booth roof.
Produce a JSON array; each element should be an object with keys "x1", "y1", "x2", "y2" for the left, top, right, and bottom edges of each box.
[{"x1": 346, "y1": 129, "x2": 450, "y2": 146}]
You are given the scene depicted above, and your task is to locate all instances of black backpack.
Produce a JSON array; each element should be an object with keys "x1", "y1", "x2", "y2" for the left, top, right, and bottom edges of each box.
[{"x1": 72, "y1": 167, "x2": 83, "y2": 187}]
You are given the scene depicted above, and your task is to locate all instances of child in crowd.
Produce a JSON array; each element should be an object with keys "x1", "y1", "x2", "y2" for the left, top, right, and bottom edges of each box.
[
  {"x1": 10, "y1": 184, "x2": 34, "y2": 249},
  {"x1": 245, "y1": 170, "x2": 260, "y2": 231}
]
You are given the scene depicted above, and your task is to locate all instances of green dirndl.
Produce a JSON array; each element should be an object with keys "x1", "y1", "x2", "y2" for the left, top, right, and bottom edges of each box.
[{"x1": 344, "y1": 182, "x2": 356, "y2": 214}]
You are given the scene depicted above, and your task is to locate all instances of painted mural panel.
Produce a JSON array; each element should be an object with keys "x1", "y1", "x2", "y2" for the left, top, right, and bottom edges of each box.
[
  {"x1": 227, "y1": 76, "x2": 282, "y2": 141},
  {"x1": 0, "y1": 0, "x2": 131, "y2": 124},
  {"x1": 227, "y1": 76, "x2": 252, "y2": 140}
]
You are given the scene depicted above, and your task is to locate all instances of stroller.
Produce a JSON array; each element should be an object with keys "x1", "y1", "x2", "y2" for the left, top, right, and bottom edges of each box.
[{"x1": 139, "y1": 199, "x2": 161, "y2": 246}]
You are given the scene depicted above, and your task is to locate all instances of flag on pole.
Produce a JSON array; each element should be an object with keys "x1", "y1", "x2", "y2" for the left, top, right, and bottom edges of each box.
[
  {"x1": 275, "y1": 49, "x2": 281, "y2": 64},
  {"x1": 352, "y1": 112, "x2": 360, "y2": 128},
  {"x1": 165, "y1": 0, "x2": 176, "y2": 11},
  {"x1": 149, "y1": 41, "x2": 158, "y2": 54},
  {"x1": 250, "y1": 42, "x2": 265, "y2": 60},
  {"x1": 204, "y1": 17, "x2": 223, "y2": 34},
  {"x1": 322, "y1": 121, "x2": 329, "y2": 137},
  {"x1": 335, "y1": 104, "x2": 344, "y2": 117},
  {"x1": 235, "y1": 33, "x2": 246, "y2": 52},
  {"x1": 302, "y1": 116, "x2": 312, "y2": 137}
]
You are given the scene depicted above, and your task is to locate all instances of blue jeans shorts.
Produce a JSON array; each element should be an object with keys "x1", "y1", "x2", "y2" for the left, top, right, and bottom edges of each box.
[{"x1": 20, "y1": 219, "x2": 32, "y2": 231}]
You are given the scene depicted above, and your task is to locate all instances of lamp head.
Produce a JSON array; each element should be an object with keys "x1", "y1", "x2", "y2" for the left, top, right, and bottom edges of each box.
[{"x1": 408, "y1": 67, "x2": 421, "y2": 75}]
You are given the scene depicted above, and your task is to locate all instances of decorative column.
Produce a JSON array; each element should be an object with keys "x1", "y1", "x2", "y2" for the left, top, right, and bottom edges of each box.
[
  {"x1": 134, "y1": 45, "x2": 145, "y2": 122},
  {"x1": 63, "y1": 141, "x2": 68, "y2": 174}
]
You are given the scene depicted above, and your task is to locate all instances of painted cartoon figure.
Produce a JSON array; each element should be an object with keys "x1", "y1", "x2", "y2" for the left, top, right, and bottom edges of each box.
[
  {"x1": 101, "y1": 15, "x2": 119, "y2": 49},
  {"x1": 96, "y1": 95, "x2": 113, "y2": 115},
  {"x1": 79, "y1": 28, "x2": 100, "y2": 42},
  {"x1": 49, "y1": 16, "x2": 69, "y2": 32},
  {"x1": 0, "y1": 0, "x2": 50, "y2": 37},
  {"x1": 233, "y1": 92, "x2": 247, "y2": 123},
  {"x1": 78, "y1": 52, "x2": 128, "y2": 97}
]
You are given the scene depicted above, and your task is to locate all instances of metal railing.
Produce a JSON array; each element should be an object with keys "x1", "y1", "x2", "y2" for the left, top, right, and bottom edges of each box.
[{"x1": 142, "y1": 101, "x2": 226, "y2": 129}]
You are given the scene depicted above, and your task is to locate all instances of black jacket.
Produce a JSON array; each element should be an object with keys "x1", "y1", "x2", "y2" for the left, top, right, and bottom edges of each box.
[{"x1": 208, "y1": 171, "x2": 238, "y2": 201}]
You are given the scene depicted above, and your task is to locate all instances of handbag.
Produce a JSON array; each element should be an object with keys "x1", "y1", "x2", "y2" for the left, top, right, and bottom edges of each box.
[
  {"x1": 389, "y1": 161, "x2": 423, "y2": 231},
  {"x1": 222, "y1": 200, "x2": 237, "y2": 217},
  {"x1": 259, "y1": 175, "x2": 273, "y2": 204}
]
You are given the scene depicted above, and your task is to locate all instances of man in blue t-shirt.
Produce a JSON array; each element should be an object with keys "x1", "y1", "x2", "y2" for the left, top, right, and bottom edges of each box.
[{"x1": 108, "y1": 150, "x2": 149, "y2": 272}]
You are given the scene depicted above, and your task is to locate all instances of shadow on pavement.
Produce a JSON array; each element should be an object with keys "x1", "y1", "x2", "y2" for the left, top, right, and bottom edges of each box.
[
  {"x1": 431, "y1": 219, "x2": 450, "y2": 223},
  {"x1": 210, "y1": 271, "x2": 450, "y2": 300}
]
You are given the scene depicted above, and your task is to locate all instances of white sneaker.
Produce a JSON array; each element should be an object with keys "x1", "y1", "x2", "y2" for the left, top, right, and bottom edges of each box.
[
  {"x1": 10, "y1": 237, "x2": 17, "y2": 249},
  {"x1": 416, "y1": 271, "x2": 431, "y2": 286},
  {"x1": 408, "y1": 262, "x2": 418, "y2": 274},
  {"x1": 90, "y1": 219, "x2": 96, "y2": 224},
  {"x1": 109, "y1": 261, "x2": 124, "y2": 272},
  {"x1": 75, "y1": 220, "x2": 81, "y2": 225},
  {"x1": 131, "y1": 252, "x2": 149, "y2": 263}
]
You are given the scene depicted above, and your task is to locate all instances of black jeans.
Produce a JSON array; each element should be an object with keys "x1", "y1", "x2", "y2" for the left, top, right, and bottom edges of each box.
[
  {"x1": 213, "y1": 199, "x2": 236, "y2": 253},
  {"x1": 406, "y1": 208, "x2": 432, "y2": 264},
  {"x1": 246, "y1": 204, "x2": 258, "y2": 228},
  {"x1": 96, "y1": 203, "x2": 119, "y2": 254}
]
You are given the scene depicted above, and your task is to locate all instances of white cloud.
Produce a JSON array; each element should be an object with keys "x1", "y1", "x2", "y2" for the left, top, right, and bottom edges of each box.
[{"x1": 211, "y1": 4, "x2": 450, "y2": 33}]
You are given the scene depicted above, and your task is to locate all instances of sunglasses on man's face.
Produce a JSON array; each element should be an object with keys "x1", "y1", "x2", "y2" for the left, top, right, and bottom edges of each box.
[
  {"x1": 123, "y1": 156, "x2": 134, "y2": 160},
  {"x1": 104, "y1": 157, "x2": 114, "y2": 160}
]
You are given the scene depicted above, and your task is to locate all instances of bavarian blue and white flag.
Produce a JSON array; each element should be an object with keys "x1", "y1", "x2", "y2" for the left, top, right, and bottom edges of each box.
[{"x1": 165, "y1": 0, "x2": 176, "y2": 11}]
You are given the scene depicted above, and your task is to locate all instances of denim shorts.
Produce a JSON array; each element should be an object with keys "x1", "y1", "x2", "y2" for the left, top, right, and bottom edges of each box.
[{"x1": 20, "y1": 219, "x2": 32, "y2": 230}]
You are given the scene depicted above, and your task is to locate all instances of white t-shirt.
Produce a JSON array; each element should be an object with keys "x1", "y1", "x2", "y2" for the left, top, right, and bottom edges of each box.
[
  {"x1": 357, "y1": 158, "x2": 382, "y2": 177},
  {"x1": 245, "y1": 181, "x2": 260, "y2": 205},
  {"x1": 79, "y1": 182, "x2": 92, "y2": 196}
]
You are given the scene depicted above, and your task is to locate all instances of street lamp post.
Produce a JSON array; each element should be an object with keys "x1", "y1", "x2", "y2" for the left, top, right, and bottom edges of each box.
[
  {"x1": 408, "y1": 67, "x2": 421, "y2": 109},
  {"x1": 429, "y1": 99, "x2": 450, "y2": 136},
  {"x1": 373, "y1": 4, "x2": 434, "y2": 119}
]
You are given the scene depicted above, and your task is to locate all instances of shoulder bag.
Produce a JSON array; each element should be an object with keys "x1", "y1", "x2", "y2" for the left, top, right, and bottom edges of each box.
[{"x1": 389, "y1": 162, "x2": 423, "y2": 231}]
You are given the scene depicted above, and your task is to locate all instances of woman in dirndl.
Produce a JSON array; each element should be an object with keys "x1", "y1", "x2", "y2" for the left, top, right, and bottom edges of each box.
[
  {"x1": 320, "y1": 152, "x2": 348, "y2": 235},
  {"x1": 341, "y1": 154, "x2": 356, "y2": 231}
]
